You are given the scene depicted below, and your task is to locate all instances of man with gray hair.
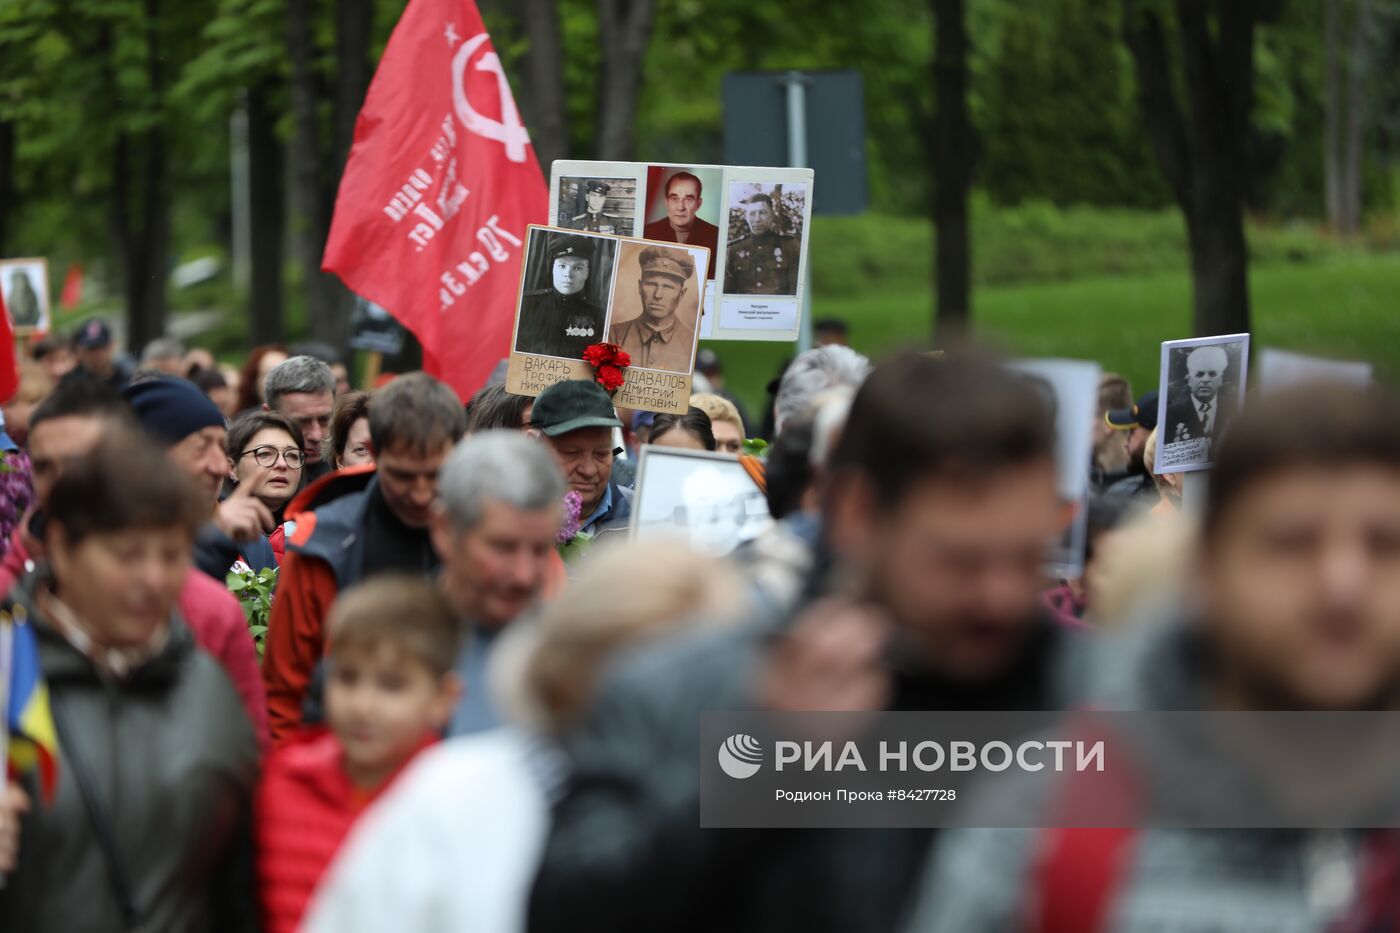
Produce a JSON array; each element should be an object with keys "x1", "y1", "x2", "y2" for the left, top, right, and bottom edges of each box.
[
  {"x1": 264, "y1": 354, "x2": 337, "y2": 482},
  {"x1": 140, "y1": 337, "x2": 187, "y2": 375},
  {"x1": 430, "y1": 431, "x2": 566, "y2": 735},
  {"x1": 773, "y1": 344, "x2": 871, "y2": 436}
]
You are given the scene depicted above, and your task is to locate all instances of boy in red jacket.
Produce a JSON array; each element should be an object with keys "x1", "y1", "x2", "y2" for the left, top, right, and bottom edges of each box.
[{"x1": 255, "y1": 575, "x2": 462, "y2": 933}]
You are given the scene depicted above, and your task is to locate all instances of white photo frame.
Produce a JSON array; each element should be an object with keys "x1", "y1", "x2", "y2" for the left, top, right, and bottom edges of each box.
[
  {"x1": 1155, "y1": 332, "x2": 1251, "y2": 475},
  {"x1": 631, "y1": 444, "x2": 773, "y2": 556}
]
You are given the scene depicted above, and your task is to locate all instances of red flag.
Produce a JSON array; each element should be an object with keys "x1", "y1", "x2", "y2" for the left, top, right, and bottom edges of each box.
[
  {"x1": 59, "y1": 262, "x2": 84, "y2": 310},
  {"x1": 323, "y1": 0, "x2": 547, "y2": 400},
  {"x1": 0, "y1": 286, "x2": 19, "y2": 403}
]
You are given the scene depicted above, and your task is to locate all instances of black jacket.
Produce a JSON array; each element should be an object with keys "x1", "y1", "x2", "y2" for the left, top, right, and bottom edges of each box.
[
  {"x1": 527, "y1": 609, "x2": 1086, "y2": 933},
  {"x1": 0, "y1": 576, "x2": 259, "y2": 932}
]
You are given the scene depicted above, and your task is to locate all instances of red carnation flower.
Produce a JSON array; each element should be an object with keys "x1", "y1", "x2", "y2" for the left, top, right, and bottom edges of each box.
[{"x1": 595, "y1": 364, "x2": 625, "y2": 393}]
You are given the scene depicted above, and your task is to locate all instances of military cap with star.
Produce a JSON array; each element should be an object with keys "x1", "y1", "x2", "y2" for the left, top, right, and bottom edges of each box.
[
  {"x1": 584, "y1": 179, "x2": 611, "y2": 195},
  {"x1": 638, "y1": 246, "x2": 695, "y2": 283},
  {"x1": 547, "y1": 232, "x2": 594, "y2": 261}
]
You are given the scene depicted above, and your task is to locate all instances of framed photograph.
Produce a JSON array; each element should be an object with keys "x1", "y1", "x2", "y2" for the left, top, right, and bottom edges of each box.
[
  {"x1": 505, "y1": 225, "x2": 710, "y2": 414},
  {"x1": 606, "y1": 240, "x2": 704, "y2": 375},
  {"x1": 557, "y1": 176, "x2": 636, "y2": 235},
  {"x1": 0, "y1": 257, "x2": 50, "y2": 334},
  {"x1": 511, "y1": 227, "x2": 617, "y2": 361},
  {"x1": 641, "y1": 166, "x2": 724, "y2": 280},
  {"x1": 548, "y1": 161, "x2": 814, "y2": 342},
  {"x1": 631, "y1": 444, "x2": 773, "y2": 556},
  {"x1": 1012, "y1": 358, "x2": 1102, "y2": 579},
  {"x1": 721, "y1": 181, "x2": 808, "y2": 298},
  {"x1": 1155, "y1": 333, "x2": 1250, "y2": 475}
]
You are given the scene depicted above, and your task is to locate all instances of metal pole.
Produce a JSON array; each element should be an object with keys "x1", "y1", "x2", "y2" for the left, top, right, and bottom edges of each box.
[
  {"x1": 230, "y1": 97, "x2": 252, "y2": 294},
  {"x1": 780, "y1": 71, "x2": 814, "y2": 352}
]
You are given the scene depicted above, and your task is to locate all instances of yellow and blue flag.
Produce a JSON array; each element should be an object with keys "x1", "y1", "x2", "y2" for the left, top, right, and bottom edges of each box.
[{"x1": 3, "y1": 611, "x2": 58, "y2": 803}]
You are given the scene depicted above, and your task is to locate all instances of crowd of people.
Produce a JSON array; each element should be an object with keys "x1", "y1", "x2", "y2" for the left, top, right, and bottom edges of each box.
[{"x1": 3, "y1": 315, "x2": 1400, "y2": 933}]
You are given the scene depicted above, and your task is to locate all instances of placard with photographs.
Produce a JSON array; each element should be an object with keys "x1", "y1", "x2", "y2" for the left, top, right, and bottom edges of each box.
[
  {"x1": 631, "y1": 444, "x2": 773, "y2": 556},
  {"x1": 1012, "y1": 357, "x2": 1101, "y2": 579},
  {"x1": 0, "y1": 257, "x2": 50, "y2": 334},
  {"x1": 1256, "y1": 348, "x2": 1372, "y2": 393},
  {"x1": 1155, "y1": 333, "x2": 1250, "y2": 475},
  {"x1": 548, "y1": 160, "x2": 815, "y2": 342},
  {"x1": 505, "y1": 225, "x2": 709, "y2": 414}
]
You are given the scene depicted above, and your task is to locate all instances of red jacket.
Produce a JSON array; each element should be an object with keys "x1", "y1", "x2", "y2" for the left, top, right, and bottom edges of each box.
[
  {"x1": 0, "y1": 522, "x2": 269, "y2": 750},
  {"x1": 255, "y1": 730, "x2": 435, "y2": 933}
]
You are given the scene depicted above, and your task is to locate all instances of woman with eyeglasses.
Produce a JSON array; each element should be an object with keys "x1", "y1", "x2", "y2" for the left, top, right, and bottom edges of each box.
[{"x1": 226, "y1": 411, "x2": 307, "y2": 572}]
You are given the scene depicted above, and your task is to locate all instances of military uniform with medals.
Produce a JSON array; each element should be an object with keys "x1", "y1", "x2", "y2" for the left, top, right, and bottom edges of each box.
[
  {"x1": 515, "y1": 234, "x2": 606, "y2": 360},
  {"x1": 570, "y1": 211, "x2": 624, "y2": 234},
  {"x1": 723, "y1": 231, "x2": 800, "y2": 295}
]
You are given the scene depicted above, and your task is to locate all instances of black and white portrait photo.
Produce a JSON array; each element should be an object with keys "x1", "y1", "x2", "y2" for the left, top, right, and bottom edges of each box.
[
  {"x1": 722, "y1": 182, "x2": 807, "y2": 296},
  {"x1": 0, "y1": 258, "x2": 50, "y2": 333},
  {"x1": 632, "y1": 445, "x2": 772, "y2": 556},
  {"x1": 557, "y1": 176, "x2": 635, "y2": 235},
  {"x1": 1155, "y1": 333, "x2": 1250, "y2": 474},
  {"x1": 513, "y1": 229, "x2": 616, "y2": 361}
]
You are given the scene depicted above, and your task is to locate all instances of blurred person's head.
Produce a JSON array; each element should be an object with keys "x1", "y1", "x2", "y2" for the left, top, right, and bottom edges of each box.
[
  {"x1": 368, "y1": 372, "x2": 467, "y2": 528},
  {"x1": 529, "y1": 380, "x2": 623, "y2": 519},
  {"x1": 327, "y1": 390, "x2": 374, "y2": 469},
  {"x1": 1094, "y1": 374, "x2": 1133, "y2": 474},
  {"x1": 650, "y1": 407, "x2": 716, "y2": 452},
  {"x1": 72, "y1": 318, "x2": 115, "y2": 377},
  {"x1": 236, "y1": 344, "x2": 287, "y2": 412},
  {"x1": 764, "y1": 409, "x2": 817, "y2": 520},
  {"x1": 431, "y1": 431, "x2": 564, "y2": 631},
  {"x1": 227, "y1": 411, "x2": 305, "y2": 512},
  {"x1": 466, "y1": 383, "x2": 534, "y2": 433},
  {"x1": 325, "y1": 576, "x2": 462, "y2": 788},
  {"x1": 123, "y1": 377, "x2": 229, "y2": 516},
  {"x1": 1199, "y1": 384, "x2": 1400, "y2": 710},
  {"x1": 690, "y1": 393, "x2": 743, "y2": 455},
  {"x1": 182, "y1": 347, "x2": 216, "y2": 378},
  {"x1": 31, "y1": 334, "x2": 76, "y2": 384},
  {"x1": 492, "y1": 541, "x2": 748, "y2": 735},
  {"x1": 331, "y1": 363, "x2": 351, "y2": 396},
  {"x1": 695, "y1": 348, "x2": 725, "y2": 390},
  {"x1": 45, "y1": 430, "x2": 205, "y2": 650},
  {"x1": 263, "y1": 355, "x2": 335, "y2": 466},
  {"x1": 774, "y1": 345, "x2": 870, "y2": 436},
  {"x1": 1076, "y1": 495, "x2": 1136, "y2": 611},
  {"x1": 1144, "y1": 428, "x2": 1182, "y2": 510},
  {"x1": 3, "y1": 361, "x2": 53, "y2": 448},
  {"x1": 193, "y1": 367, "x2": 235, "y2": 419},
  {"x1": 140, "y1": 337, "x2": 186, "y2": 376},
  {"x1": 1107, "y1": 390, "x2": 1159, "y2": 475},
  {"x1": 826, "y1": 351, "x2": 1060, "y2": 682},
  {"x1": 27, "y1": 379, "x2": 134, "y2": 508},
  {"x1": 814, "y1": 317, "x2": 850, "y2": 347}
]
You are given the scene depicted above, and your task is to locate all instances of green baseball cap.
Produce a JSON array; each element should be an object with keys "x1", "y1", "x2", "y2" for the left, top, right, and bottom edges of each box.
[{"x1": 531, "y1": 379, "x2": 623, "y2": 436}]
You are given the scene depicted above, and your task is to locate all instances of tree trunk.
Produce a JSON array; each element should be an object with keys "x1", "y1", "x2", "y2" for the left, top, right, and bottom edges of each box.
[
  {"x1": 334, "y1": 0, "x2": 373, "y2": 171},
  {"x1": 520, "y1": 0, "x2": 570, "y2": 170},
  {"x1": 0, "y1": 122, "x2": 14, "y2": 256},
  {"x1": 1341, "y1": 0, "x2": 1370, "y2": 235},
  {"x1": 248, "y1": 80, "x2": 285, "y2": 346},
  {"x1": 287, "y1": 0, "x2": 340, "y2": 345},
  {"x1": 1124, "y1": 0, "x2": 1262, "y2": 337},
  {"x1": 595, "y1": 0, "x2": 656, "y2": 160},
  {"x1": 1324, "y1": 0, "x2": 1343, "y2": 228},
  {"x1": 931, "y1": 0, "x2": 972, "y2": 339}
]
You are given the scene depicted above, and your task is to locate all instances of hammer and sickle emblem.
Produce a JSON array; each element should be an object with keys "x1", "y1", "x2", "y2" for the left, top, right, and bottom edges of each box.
[{"x1": 452, "y1": 33, "x2": 530, "y2": 163}]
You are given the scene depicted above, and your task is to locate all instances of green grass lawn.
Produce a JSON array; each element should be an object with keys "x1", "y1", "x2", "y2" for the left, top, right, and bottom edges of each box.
[{"x1": 705, "y1": 253, "x2": 1400, "y2": 420}]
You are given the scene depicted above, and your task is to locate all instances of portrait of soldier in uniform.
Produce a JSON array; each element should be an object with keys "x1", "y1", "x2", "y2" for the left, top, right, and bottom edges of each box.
[
  {"x1": 723, "y1": 187, "x2": 804, "y2": 296},
  {"x1": 1155, "y1": 335, "x2": 1248, "y2": 473},
  {"x1": 608, "y1": 245, "x2": 702, "y2": 374},
  {"x1": 558, "y1": 176, "x2": 634, "y2": 234},
  {"x1": 514, "y1": 232, "x2": 611, "y2": 361},
  {"x1": 643, "y1": 170, "x2": 720, "y2": 279},
  {"x1": 0, "y1": 260, "x2": 48, "y2": 331}
]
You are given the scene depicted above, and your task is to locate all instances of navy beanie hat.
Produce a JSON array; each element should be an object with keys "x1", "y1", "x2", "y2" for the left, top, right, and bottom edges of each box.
[{"x1": 122, "y1": 377, "x2": 226, "y2": 446}]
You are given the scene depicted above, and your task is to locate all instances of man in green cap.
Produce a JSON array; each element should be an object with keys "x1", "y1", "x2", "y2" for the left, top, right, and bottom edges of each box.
[
  {"x1": 723, "y1": 192, "x2": 800, "y2": 296},
  {"x1": 529, "y1": 379, "x2": 632, "y2": 536},
  {"x1": 515, "y1": 233, "x2": 608, "y2": 360},
  {"x1": 608, "y1": 246, "x2": 698, "y2": 373}
]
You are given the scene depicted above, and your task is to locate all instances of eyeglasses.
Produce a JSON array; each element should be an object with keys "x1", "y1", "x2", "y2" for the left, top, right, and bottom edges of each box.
[{"x1": 240, "y1": 445, "x2": 305, "y2": 469}]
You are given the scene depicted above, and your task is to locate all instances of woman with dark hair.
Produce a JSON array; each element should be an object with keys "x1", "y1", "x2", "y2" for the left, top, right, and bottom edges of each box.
[
  {"x1": 326, "y1": 391, "x2": 374, "y2": 469},
  {"x1": 227, "y1": 410, "x2": 305, "y2": 570},
  {"x1": 649, "y1": 407, "x2": 716, "y2": 452},
  {"x1": 465, "y1": 383, "x2": 533, "y2": 433},
  {"x1": 235, "y1": 344, "x2": 288, "y2": 414}
]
